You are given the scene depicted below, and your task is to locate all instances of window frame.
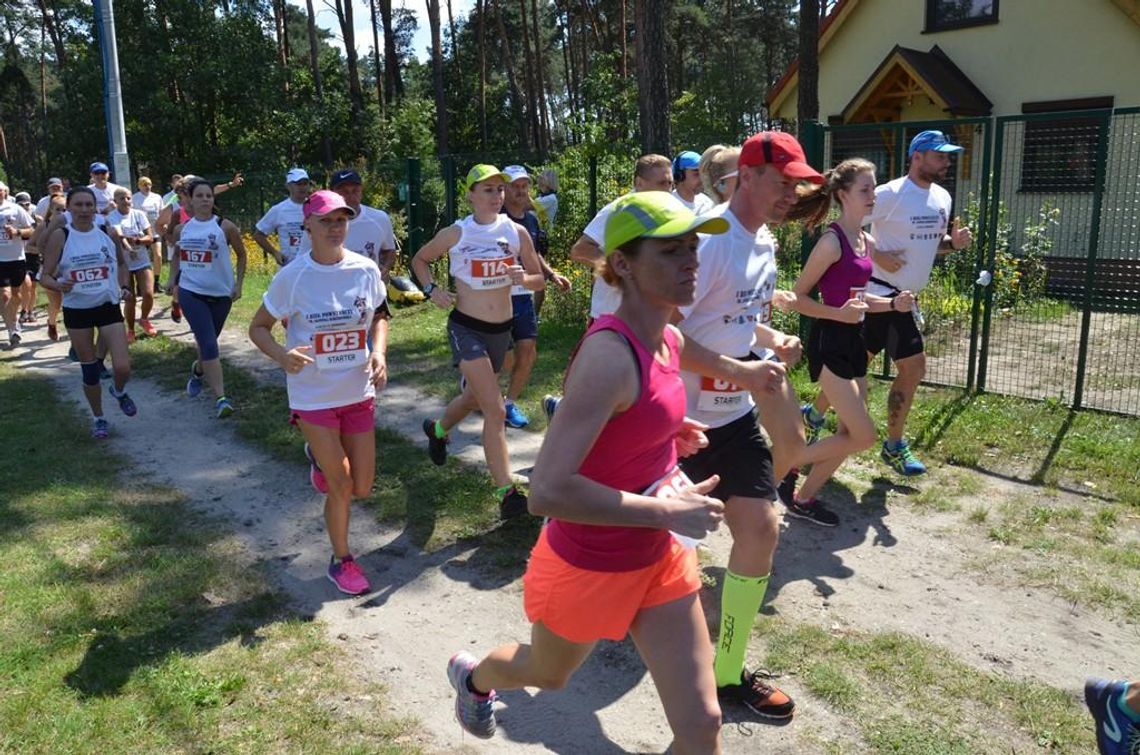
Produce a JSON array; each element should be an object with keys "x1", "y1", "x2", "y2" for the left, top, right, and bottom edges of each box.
[{"x1": 923, "y1": 0, "x2": 1000, "y2": 33}]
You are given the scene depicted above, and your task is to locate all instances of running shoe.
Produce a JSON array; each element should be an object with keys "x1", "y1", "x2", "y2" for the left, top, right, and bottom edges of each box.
[
  {"x1": 304, "y1": 442, "x2": 329, "y2": 494},
  {"x1": 110, "y1": 387, "x2": 138, "y2": 417},
  {"x1": 542, "y1": 394, "x2": 560, "y2": 421},
  {"x1": 139, "y1": 318, "x2": 157, "y2": 337},
  {"x1": 18, "y1": 310, "x2": 29, "y2": 324},
  {"x1": 717, "y1": 669, "x2": 795, "y2": 720},
  {"x1": 126, "y1": 329, "x2": 136, "y2": 344},
  {"x1": 91, "y1": 417, "x2": 110, "y2": 440},
  {"x1": 26, "y1": 310, "x2": 37, "y2": 324},
  {"x1": 47, "y1": 323, "x2": 58, "y2": 341},
  {"x1": 776, "y1": 468, "x2": 799, "y2": 507},
  {"x1": 801, "y1": 404, "x2": 825, "y2": 444},
  {"x1": 504, "y1": 401, "x2": 530, "y2": 429},
  {"x1": 1085, "y1": 677, "x2": 1140, "y2": 755},
  {"x1": 423, "y1": 419, "x2": 449, "y2": 465},
  {"x1": 447, "y1": 652, "x2": 496, "y2": 739},
  {"x1": 171, "y1": 302, "x2": 182, "y2": 323},
  {"x1": 786, "y1": 496, "x2": 840, "y2": 527},
  {"x1": 8, "y1": 331, "x2": 21, "y2": 348},
  {"x1": 499, "y1": 486, "x2": 529, "y2": 520},
  {"x1": 881, "y1": 440, "x2": 927, "y2": 476},
  {"x1": 187, "y1": 360, "x2": 204, "y2": 397},
  {"x1": 327, "y1": 555, "x2": 370, "y2": 595},
  {"x1": 215, "y1": 396, "x2": 234, "y2": 418}
]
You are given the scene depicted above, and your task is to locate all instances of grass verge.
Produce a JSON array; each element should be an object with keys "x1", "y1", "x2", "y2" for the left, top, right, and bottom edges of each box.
[{"x1": 0, "y1": 359, "x2": 418, "y2": 754}]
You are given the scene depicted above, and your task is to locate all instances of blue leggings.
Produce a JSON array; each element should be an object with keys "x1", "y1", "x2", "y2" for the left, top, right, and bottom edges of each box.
[{"x1": 180, "y1": 288, "x2": 232, "y2": 361}]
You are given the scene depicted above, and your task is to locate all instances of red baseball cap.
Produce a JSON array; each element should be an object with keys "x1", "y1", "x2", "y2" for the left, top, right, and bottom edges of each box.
[
  {"x1": 738, "y1": 131, "x2": 825, "y2": 184},
  {"x1": 303, "y1": 189, "x2": 357, "y2": 221}
]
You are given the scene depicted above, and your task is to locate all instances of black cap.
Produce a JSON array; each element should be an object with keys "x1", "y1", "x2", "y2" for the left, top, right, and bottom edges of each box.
[{"x1": 330, "y1": 169, "x2": 363, "y2": 188}]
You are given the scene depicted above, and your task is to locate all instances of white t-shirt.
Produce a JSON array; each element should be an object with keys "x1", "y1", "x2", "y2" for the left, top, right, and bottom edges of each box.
[
  {"x1": 133, "y1": 191, "x2": 164, "y2": 224},
  {"x1": 672, "y1": 189, "x2": 716, "y2": 216},
  {"x1": 262, "y1": 252, "x2": 386, "y2": 411},
  {"x1": 177, "y1": 216, "x2": 234, "y2": 297},
  {"x1": 343, "y1": 204, "x2": 397, "y2": 266},
  {"x1": 583, "y1": 198, "x2": 623, "y2": 319},
  {"x1": 677, "y1": 207, "x2": 778, "y2": 429},
  {"x1": 535, "y1": 193, "x2": 558, "y2": 228},
  {"x1": 448, "y1": 214, "x2": 520, "y2": 290},
  {"x1": 0, "y1": 201, "x2": 33, "y2": 262},
  {"x1": 256, "y1": 198, "x2": 309, "y2": 265},
  {"x1": 36, "y1": 195, "x2": 54, "y2": 217},
  {"x1": 107, "y1": 207, "x2": 153, "y2": 271},
  {"x1": 87, "y1": 182, "x2": 127, "y2": 213},
  {"x1": 867, "y1": 176, "x2": 952, "y2": 296}
]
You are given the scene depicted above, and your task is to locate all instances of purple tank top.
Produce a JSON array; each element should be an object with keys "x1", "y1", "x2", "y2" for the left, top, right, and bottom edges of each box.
[{"x1": 816, "y1": 222, "x2": 873, "y2": 308}]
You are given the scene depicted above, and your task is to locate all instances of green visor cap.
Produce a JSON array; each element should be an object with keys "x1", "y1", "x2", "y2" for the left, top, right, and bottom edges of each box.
[
  {"x1": 465, "y1": 164, "x2": 511, "y2": 191},
  {"x1": 603, "y1": 191, "x2": 729, "y2": 255}
]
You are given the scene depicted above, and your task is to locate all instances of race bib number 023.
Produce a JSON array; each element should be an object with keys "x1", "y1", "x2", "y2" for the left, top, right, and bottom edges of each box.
[
  {"x1": 470, "y1": 255, "x2": 514, "y2": 287},
  {"x1": 697, "y1": 375, "x2": 750, "y2": 412},
  {"x1": 313, "y1": 328, "x2": 367, "y2": 370}
]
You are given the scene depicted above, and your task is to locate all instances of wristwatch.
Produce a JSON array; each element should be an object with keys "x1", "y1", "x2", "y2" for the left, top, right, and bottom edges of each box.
[{"x1": 423, "y1": 282, "x2": 436, "y2": 296}]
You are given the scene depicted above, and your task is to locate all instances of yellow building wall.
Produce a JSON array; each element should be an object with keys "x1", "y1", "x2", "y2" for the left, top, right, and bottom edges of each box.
[{"x1": 773, "y1": 0, "x2": 1140, "y2": 121}]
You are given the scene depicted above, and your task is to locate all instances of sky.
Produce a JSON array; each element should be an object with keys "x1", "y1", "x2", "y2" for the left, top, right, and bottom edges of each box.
[{"x1": 288, "y1": 0, "x2": 476, "y2": 63}]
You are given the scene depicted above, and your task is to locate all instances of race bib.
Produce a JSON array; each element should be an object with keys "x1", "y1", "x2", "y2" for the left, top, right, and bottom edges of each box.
[
  {"x1": 180, "y1": 248, "x2": 213, "y2": 268},
  {"x1": 849, "y1": 287, "x2": 865, "y2": 301},
  {"x1": 470, "y1": 255, "x2": 514, "y2": 288},
  {"x1": 71, "y1": 266, "x2": 111, "y2": 292},
  {"x1": 697, "y1": 375, "x2": 750, "y2": 412},
  {"x1": 644, "y1": 467, "x2": 704, "y2": 549},
  {"x1": 285, "y1": 223, "x2": 304, "y2": 249},
  {"x1": 313, "y1": 328, "x2": 367, "y2": 371}
]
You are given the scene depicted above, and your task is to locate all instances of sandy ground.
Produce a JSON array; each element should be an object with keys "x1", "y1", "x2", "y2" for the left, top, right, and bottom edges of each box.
[{"x1": 9, "y1": 302, "x2": 1139, "y2": 754}]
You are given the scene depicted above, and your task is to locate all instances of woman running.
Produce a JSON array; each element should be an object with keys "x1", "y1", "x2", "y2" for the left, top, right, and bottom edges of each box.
[
  {"x1": 411, "y1": 165, "x2": 544, "y2": 519},
  {"x1": 784, "y1": 158, "x2": 914, "y2": 510},
  {"x1": 446, "y1": 192, "x2": 728, "y2": 753},
  {"x1": 132, "y1": 177, "x2": 165, "y2": 287},
  {"x1": 699, "y1": 145, "x2": 741, "y2": 206},
  {"x1": 107, "y1": 187, "x2": 157, "y2": 340},
  {"x1": 39, "y1": 187, "x2": 138, "y2": 438},
  {"x1": 169, "y1": 178, "x2": 247, "y2": 418},
  {"x1": 249, "y1": 190, "x2": 389, "y2": 596},
  {"x1": 31, "y1": 194, "x2": 67, "y2": 340}
]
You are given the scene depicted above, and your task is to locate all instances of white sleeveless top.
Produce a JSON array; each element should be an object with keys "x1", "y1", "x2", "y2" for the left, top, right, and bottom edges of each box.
[
  {"x1": 448, "y1": 215, "x2": 520, "y2": 290},
  {"x1": 177, "y1": 216, "x2": 234, "y2": 297},
  {"x1": 58, "y1": 226, "x2": 120, "y2": 310}
]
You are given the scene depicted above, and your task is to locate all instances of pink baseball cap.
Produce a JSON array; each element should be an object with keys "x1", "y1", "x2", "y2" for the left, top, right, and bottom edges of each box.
[{"x1": 302, "y1": 189, "x2": 357, "y2": 221}]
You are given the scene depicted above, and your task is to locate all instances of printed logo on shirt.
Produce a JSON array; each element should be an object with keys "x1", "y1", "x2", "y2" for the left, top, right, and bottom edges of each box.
[{"x1": 721, "y1": 302, "x2": 772, "y2": 326}]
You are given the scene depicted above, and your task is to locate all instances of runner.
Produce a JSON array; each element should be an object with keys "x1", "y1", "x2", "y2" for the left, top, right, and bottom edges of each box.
[
  {"x1": 671, "y1": 150, "x2": 717, "y2": 214},
  {"x1": 36, "y1": 176, "x2": 64, "y2": 217},
  {"x1": 39, "y1": 187, "x2": 138, "y2": 438},
  {"x1": 672, "y1": 131, "x2": 831, "y2": 719},
  {"x1": 0, "y1": 181, "x2": 35, "y2": 348},
  {"x1": 156, "y1": 175, "x2": 200, "y2": 321},
  {"x1": 249, "y1": 190, "x2": 389, "y2": 596},
  {"x1": 410, "y1": 164, "x2": 545, "y2": 518},
  {"x1": 499, "y1": 164, "x2": 570, "y2": 428},
  {"x1": 699, "y1": 145, "x2": 741, "y2": 205},
  {"x1": 133, "y1": 177, "x2": 165, "y2": 287},
  {"x1": 446, "y1": 191, "x2": 728, "y2": 752},
  {"x1": 253, "y1": 168, "x2": 311, "y2": 267},
  {"x1": 1085, "y1": 677, "x2": 1140, "y2": 755},
  {"x1": 329, "y1": 168, "x2": 397, "y2": 281},
  {"x1": 809, "y1": 130, "x2": 973, "y2": 475},
  {"x1": 31, "y1": 194, "x2": 67, "y2": 340},
  {"x1": 14, "y1": 192, "x2": 40, "y2": 328},
  {"x1": 107, "y1": 187, "x2": 157, "y2": 340},
  {"x1": 781, "y1": 158, "x2": 913, "y2": 513},
  {"x1": 533, "y1": 168, "x2": 559, "y2": 229},
  {"x1": 169, "y1": 178, "x2": 247, "y2": 418},
  {"x1": 87, "y1": 162, "x2": 128, "y2": 214}
]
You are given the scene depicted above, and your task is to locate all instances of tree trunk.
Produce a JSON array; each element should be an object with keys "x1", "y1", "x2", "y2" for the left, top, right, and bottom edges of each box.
[
  {"x1": 619, "y1": 0, "x2": 627, "y2": 79},
  {"x1": 305, "y1": 0, "x2": 333, "y2": 166},
  {"x1": 426, "y1": 0, "x2": 449, "y2": 155},
  {"x1": 369, "y1": 0, "x2": 385, "y2": 116},
  {"x1": 378, "y1": 0, "x2": 403, "y2": 102},
  {"x1": 477, "y1": 0, "x2": 488, "y2": 151},
  {"x1": 797, "y1": 0, "x2": 820, "y2": 131},
  {"x1": 530, "y1": 0, "x2": 551, "y2": 152},
  {"x1": 334, "y1": 0, "x2": 365, "y2": 126},
  {"x1": 518, "y1": 0, "x2": 542, "y2": 155},
  {"x1": 634, "y1": 0, "x2": 670, "y2": 155},
  {"x1": 493, "y1": 0, "x2": 530, "y2": 151},
  {"x1": 34, "y1": 0, "x2": 66, "y2": 69},
  {"x1": 559, "y1": 8, "x2": 576, "y2": 142},
  {"x1": 446, "y1": 0, "x2": 461, "y2": 76}
]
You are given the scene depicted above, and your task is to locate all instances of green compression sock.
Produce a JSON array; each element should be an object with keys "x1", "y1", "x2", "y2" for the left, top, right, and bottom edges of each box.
[
  {"x1": 714, "y1": 570, "x2": 770, "y2": 687},
  {"x1": 433, "y1": 420, "x2": 447, "y2": 439},
  {"x1": 495, "y1": 483, "x2": 514, "y2": 497}
]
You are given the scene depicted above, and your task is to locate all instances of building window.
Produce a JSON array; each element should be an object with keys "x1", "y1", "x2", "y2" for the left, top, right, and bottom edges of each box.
[
  {"x1": 1019, "y1": 98, "x2": 1112, "y2": 194},
  {"x1": 924, "y1": 0, "x2": 999, "y2": 32}
]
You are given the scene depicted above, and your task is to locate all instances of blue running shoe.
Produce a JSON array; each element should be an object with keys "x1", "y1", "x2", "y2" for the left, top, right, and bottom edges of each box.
[
  {"x1": 542, "y1": 394, "x2": 560, "y2": 422},
  {"x1": 215, "y1": 396, "x2": 234, "y2": 418},
  {"x1": 447, "y1": 652, "x2": 496, "y2": 739},
  {"x1": 881, "y1": 440, "x2": 926, "y2": 476},
  {"x1": 110, "y1": 386, "x2": 138, "y2": 417},
  {"x1": 504, "y1": 401, "x2": 529, "y2": 428},
  {"x1": 187, "y1": 360, "x2": 204, "y2": 397},
  {"x1": 1085, "y1": 677, "x2": 1140, "y2": 755},
  {"x1": 801, "y1": 404, "x2": 825, "y2": 444}
]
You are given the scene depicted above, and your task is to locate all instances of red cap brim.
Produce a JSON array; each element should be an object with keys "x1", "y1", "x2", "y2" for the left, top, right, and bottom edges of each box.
[{"x1": 782, "y1": 162, "x2": 826, "y2": 184}]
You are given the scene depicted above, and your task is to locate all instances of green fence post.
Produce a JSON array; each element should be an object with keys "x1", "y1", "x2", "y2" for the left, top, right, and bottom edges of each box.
[
  {"x1": 966, "y1": 119, "x2": 993, "y2": 391},
  {"x1": 406, "y1": 157, "x2": 422, "y2": 284},
  {"x1": 882, "y1": 122, "x2": 909, "y2": 380},
  {"x1": 977, "y1": 117, "x2": 1011, "y2": 393},
  {"x1": 588, "y1": 155, "x2": 598, "y2": 219},
  {"x1": 1072, "y1": 112, "x2": 1112, "y2": 410},
  {"x1": 442, "y1": 155, "x2": 457, "y2": 226},
  {"x1": 799, "y1": 120, "x2": 826, "y2": 342}
]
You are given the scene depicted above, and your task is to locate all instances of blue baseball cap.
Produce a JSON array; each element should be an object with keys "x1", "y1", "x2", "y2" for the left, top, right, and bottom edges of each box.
[
  {"x1": 673, "y1": 151, "x2": 701, "y2": 171},
  {"x1": 89, "y1": 161, "x2": 110, "y2": 173},
  {"x1": 908, "y1": 130, "x2": 963, "y2": 157}
]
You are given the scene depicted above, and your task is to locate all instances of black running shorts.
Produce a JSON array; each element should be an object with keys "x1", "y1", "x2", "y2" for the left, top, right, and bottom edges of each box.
[
  {"x1": 63, "y1": 301, "x2": 124, "y2": 330},
  {"x1": 679, "y1": 408, "x2": 777, "y2": 503},
  {"x1": 862, "y1": 309, "x2": 923, "y2": 361},
  {"x1": 808, "y1": 319, "x2": 868, "y2": 382}
]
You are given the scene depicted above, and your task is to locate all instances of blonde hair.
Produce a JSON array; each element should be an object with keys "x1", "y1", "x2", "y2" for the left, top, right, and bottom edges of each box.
[
  {"x1": 634, "y1": 154, "x2": 671, "y2": 180},
  {"x1": 537, "y1": 169, "x2": 558, "y2": 194},
  {"x1": 786, "y1": 157, "x2": 876, "y2": 231},
  {"x1": 138, "y1": 176, "x2": 152, "y2": 188},
  {"x1": 699, "y1": 145, "x2": 741, "y2": 203}
]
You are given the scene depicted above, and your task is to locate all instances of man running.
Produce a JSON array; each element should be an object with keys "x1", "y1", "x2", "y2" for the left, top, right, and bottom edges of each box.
[
  {"x1": 253, "y1": 168, "x2": 311, "y2": 267},
  {"x1": 1, "y1": 181, "x2": 35, "y2": 347},
  {"x1": 672, "y1": 150, "x2": 716, "y2": 215},
  {"x1": 36, "y1": 176, "x2": 64, "y2": 217},
  {"x1": 329, "y1": 168, "x2": 397, "y2": 281},
  {"x1": 133, "y1": 177, "x2": 165, "y2": 285},
  {"x1": 87, "y1": 162, "x2": 128, "y2": 215}
]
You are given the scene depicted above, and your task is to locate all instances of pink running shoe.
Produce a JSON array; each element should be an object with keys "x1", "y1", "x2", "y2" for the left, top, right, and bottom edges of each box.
[
  {"x1": 303, "y1": 442, "x2": 329, "y2": 494},
  {"x1": 327, "y1": 556, "x2": 370, "y2": 595}
]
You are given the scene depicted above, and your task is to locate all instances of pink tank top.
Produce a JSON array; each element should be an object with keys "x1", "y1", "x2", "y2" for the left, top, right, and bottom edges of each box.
[
  {"x1": 816, "y1": 222, "x2": 873, "y2": 307},
  {"x1": 545, "y1": 315, "x2": 687, "y2": 572}
]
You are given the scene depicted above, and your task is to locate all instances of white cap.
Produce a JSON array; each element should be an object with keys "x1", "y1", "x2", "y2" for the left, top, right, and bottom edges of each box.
[
  {"x1": 286, "y1": 168, "x2": 310, "y2": 183},
  {"x1": 503, "y1": 165, "x2": 530, "y2": 183}
]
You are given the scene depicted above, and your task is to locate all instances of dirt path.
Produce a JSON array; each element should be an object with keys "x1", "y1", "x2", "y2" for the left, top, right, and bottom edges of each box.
[{"x1": 11, "y1": 307, "x2": 1139, "y2": 753}]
